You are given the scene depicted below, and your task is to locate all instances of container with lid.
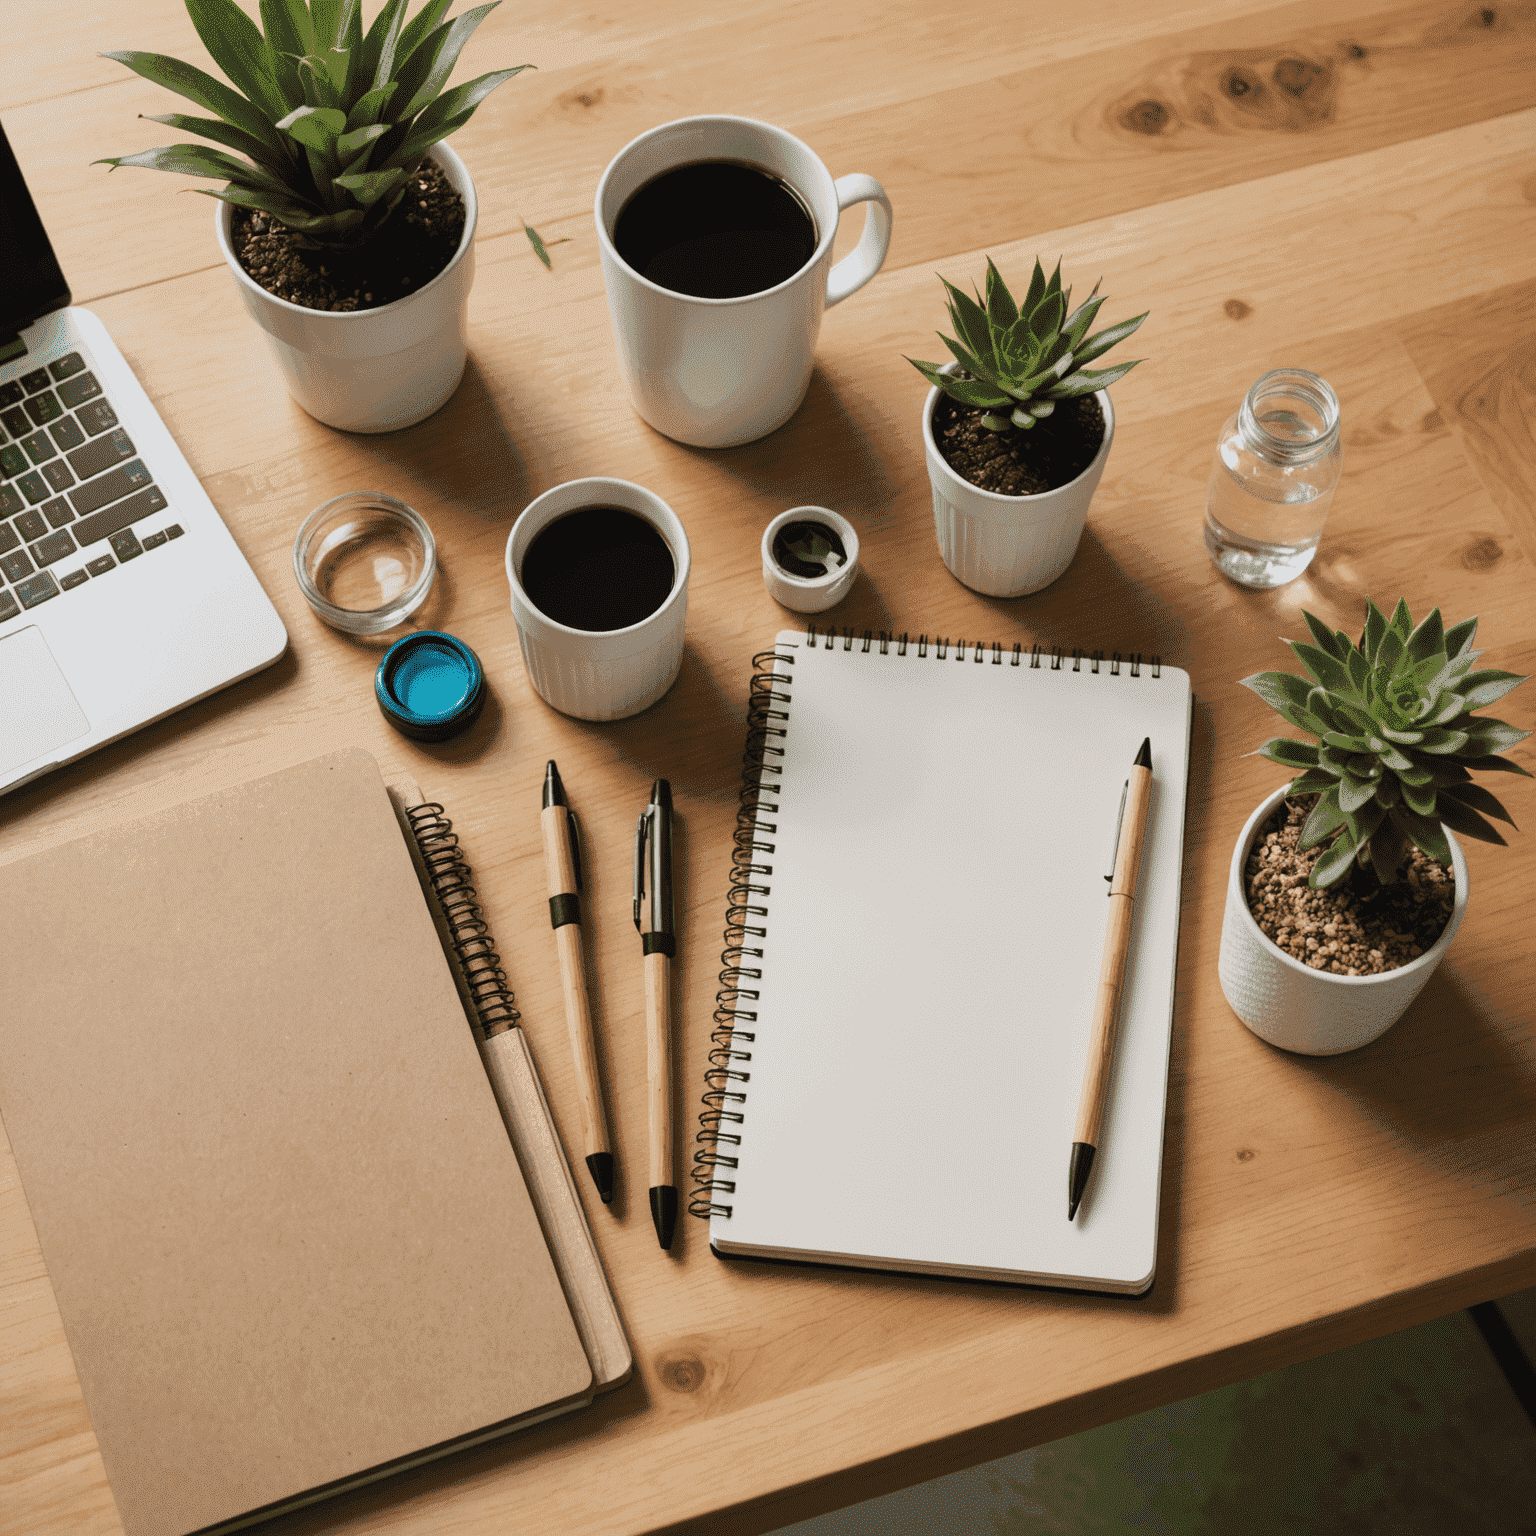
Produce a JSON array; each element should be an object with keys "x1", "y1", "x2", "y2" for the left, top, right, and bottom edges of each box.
[{"x1": 374, "y1": 631, "x2": 485, "y2": 742}]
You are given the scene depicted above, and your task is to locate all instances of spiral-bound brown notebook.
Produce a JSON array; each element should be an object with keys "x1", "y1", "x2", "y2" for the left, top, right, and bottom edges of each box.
[
  {"x1": 694, "y1": 629, "x2": 1193, "y2": 1294},
  {"x1": 0, "y1": 749, "x2": 628, "y2": 1536}
]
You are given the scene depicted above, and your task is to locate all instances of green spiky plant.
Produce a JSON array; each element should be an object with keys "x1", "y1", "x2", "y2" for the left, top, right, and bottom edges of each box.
[
  {"x1": 96, "y1": 0, "x2": 555, "y2": 261},
  {"x1": 1243, "y1": 599, "x2": 1530, "y2": 891},
  {"x1": 908, "y1": 257, "x2": 1147, "y2": 432},
  {"x1": 773, "y1": 525, "x2": 844, "y2": 579}
]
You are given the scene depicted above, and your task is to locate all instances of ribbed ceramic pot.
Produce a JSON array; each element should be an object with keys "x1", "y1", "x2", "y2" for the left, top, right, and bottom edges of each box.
[
  {"x1": 1218, "y1": 786, "x2": 1470, "y2": 1055},
  {"x1": 923, "y1": 365, "x2": 1113, "y2": 598},
  {"x1": 505, "y1": 477, "x2": 690, "y2": 722},
  {"x1": 214, "y1": 144, "x2": 476, "y2": 434}
]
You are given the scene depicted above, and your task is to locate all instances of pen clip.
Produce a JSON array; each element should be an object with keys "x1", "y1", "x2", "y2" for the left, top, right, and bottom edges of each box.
[
  {"x1": 568, "y1": 807, "x2": 584, "y2": 893},
  {"x1": 1105, "y1": 779, "x2": 1128, "y2": 888},
  {"x1": 632, "y1": 809, "x2": 650, "y2": 931}
]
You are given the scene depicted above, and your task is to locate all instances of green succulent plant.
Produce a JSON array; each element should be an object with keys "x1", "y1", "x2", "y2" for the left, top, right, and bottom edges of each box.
[
  {"x1": 1243, "y1": 599, "x2": 1530, "y2": 890},
  {"x1": 96, "y1": 0, "x2": 553, "y2": 259},
  {"x1": 908, "y1": 257, "x2": 1147, "y2": 432}
]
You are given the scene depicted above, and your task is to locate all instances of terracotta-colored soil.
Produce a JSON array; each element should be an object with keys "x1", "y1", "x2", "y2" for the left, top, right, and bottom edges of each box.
[{"x1": 1243, "y1": 795, "x2": 1455, "y2": 976}]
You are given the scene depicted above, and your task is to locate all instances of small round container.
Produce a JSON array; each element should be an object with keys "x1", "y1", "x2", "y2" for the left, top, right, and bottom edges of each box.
[
  {"x1": 293, "y1": 491, "x2": 436, "y2": 635},
  {"x1": 374, "y1": 631, "x2": 486, "y2": 742},
  {"x1": 762, "y1": 506, "x2": 860, "y2": 613}
]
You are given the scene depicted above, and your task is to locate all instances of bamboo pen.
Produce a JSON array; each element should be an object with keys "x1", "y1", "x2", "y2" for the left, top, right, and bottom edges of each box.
[
  {"x1": 633, "y1": 780, "x2": 677, "y2": 1251},
  {"x1": 541, "y1": 760, "x2": 615, "y2": 1205},
  {"x1": 1068, "y1": 737, "x2": 1153, "y2": 1221}
]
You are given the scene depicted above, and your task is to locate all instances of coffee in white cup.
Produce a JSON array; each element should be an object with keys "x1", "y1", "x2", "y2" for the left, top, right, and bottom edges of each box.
[
  {"x1": 505, "y1": 478, "x2": 690, "y2": 722},
  {"x1": 595, "y1": 115, "x2": 892, "y2": 449}
]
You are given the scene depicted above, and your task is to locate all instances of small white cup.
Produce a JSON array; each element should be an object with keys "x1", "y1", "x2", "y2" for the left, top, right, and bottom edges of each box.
[
  {"x1": 505, "y1": 478, "x2": 690, "y2": 721},
  {"x1": 595, "y1": 115, "x2": 892, "y2": 448},
  {"x1": 761, "y1": 507, "x2": 860, "y2": 613}
]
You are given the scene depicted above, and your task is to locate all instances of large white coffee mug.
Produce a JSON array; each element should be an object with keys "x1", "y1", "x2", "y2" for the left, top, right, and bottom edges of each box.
[
  {"x1": 506, "y1": 478, "x2": 690, "y2": 721},
  {"x1": 595, "y1": 115, "x2": 892, "y2": 448}
]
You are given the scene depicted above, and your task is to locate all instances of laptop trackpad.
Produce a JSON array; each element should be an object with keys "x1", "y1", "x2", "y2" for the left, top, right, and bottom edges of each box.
[{"x1": 0, "y1": 626, "x2": 91, "y2": 775}]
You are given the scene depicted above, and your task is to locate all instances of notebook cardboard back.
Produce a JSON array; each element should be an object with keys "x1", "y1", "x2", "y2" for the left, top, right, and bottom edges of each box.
[{"x1": 0, "y1": 749, "x2": 592, "y2": 1536}]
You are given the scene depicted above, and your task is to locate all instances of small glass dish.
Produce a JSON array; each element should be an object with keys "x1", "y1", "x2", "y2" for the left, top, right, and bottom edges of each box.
[{"x1": 293, "y1": 491, "x2": 436, "y2": 635}]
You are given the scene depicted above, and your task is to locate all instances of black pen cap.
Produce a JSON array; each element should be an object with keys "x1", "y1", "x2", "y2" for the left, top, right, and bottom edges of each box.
[{"x1": 543, "y1": 759, "x2": 566, "y2": 809}]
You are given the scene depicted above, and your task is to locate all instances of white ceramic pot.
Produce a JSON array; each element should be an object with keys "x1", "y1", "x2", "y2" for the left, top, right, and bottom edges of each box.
[
  {"x1": 761, "y1": 506, "x2": 859, "y2": 613},
  {"x1": 1218, "y1": 786, "x2": 1470, "y2": 1055},
  {"x1": 923, "y1": 365, "x2": 1113, "y2": 597},
  {"x1": 595, "y1": 115, "x2": 892, "y2": 448},
  {"x1": 505, "y1": 477, "x2": 690, "y2": 722},
  {"x1": 214, "y1": 144, "x2": 476, "y2": 434}
]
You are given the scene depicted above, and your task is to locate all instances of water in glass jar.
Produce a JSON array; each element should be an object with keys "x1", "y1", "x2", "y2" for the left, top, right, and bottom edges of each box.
[{"x1": 1204, "y1": 456, "x2": 1334, "y2": 588}]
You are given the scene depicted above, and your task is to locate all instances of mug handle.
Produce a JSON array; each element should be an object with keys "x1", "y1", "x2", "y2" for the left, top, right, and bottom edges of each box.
[{"x1": 826, "y1": 174, "x2": 892, "y2": 308}]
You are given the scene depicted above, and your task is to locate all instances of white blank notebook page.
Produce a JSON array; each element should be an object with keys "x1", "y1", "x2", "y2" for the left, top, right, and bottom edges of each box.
[{"x1": 713, "y1": 632, "x2": 1193, "y2": 1292}]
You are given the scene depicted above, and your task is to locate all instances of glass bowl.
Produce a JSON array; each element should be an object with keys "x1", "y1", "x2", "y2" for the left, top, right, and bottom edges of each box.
[{"x1": 292, "y1": 492, "x2": 435, "y2": 635}]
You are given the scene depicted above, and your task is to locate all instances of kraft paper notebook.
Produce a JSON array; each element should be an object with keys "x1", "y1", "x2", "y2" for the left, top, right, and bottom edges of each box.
[
  {"x1": 693, "y1": 629, "x2": 1193, "y2": 1294},
  {"x1": 0, "y1": 749, "x2": 629, "y2": 1536}
]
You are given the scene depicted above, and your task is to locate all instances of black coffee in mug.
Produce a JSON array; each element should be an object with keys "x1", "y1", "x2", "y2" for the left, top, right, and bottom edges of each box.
[
  {"x1": 520, "y1": 506, "x2": 676, "y2": 633},
  {"x1": 613, "y1": 160, "x2": 819, "y2": 300}
]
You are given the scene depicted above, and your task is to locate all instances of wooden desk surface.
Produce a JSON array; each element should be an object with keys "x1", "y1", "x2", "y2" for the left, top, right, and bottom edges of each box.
[{"x1": 4, "y1": 3, "x2": 1535, "y2": 1533}]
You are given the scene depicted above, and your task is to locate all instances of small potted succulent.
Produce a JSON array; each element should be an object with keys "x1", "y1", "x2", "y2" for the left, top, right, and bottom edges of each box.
[
  {"x1": 1220, "y1": 599, "x2": 1529, "y2": 1055},
  {"x1": 908, "y1": 257, "x2": 1146, "y2": 597},
  {"x1": 98, "y1": 0, "x2": 554, "y2": 433},
  {"x1": 760, "y1": 506, "x2": 859, "y2": 614}
]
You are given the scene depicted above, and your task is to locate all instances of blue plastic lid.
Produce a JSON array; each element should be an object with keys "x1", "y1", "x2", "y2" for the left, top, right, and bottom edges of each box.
[{"x1": 375, "y1": 630, "x2": 486, "y2": 742}]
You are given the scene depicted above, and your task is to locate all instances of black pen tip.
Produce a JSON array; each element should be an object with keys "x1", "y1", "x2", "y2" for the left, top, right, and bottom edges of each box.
[
  {"x1": 586, "y1": 1151, "x2": 614, "y2": 1204},
  {"x1": 543, "y1": 759, "x2": 566, "y2": 809},
  {"x1": 650, "y1": 1185, "x2": 678, "y2": 1250},
  {"x1": 652, "y1": 778, "x2": 672, "y2": 810},
  {"x1": 1068, "y1": 1141, "x2": 1096, "y2": 1220},
  {"x1": 1135, "y1": 737, "x2": 1152, "y2": 768}
]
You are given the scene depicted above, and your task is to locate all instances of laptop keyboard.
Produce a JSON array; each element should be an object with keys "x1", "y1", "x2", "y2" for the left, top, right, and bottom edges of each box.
[{"x1": 0, "y1": 352, "x2": 184, "y2": 625}]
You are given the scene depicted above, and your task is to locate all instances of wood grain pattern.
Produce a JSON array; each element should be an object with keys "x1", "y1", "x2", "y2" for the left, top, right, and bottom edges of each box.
[
  {"x1": 645, "y1": 951, "x2": 675, "y2": 1195},
  {"x1": 3, "y1": 2, "x2": 1535, "y2": 1533},
  {"x1": 1075, "y1": 760, "x2": 1153, "y2": 1152},
  {"x1": 543, "y1": 801, "x2": 614, "y2": 1167}
]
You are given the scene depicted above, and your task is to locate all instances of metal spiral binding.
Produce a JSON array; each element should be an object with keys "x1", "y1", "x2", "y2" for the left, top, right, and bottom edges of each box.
[
  {"x1": 404, "y1": 801, "x2": 522, "y2": 1039},
  {"x1": 689, "y1": 624, "x2": 1164, "y2": 1222},
  {"x1": 688, "y1": 646, "x2": 794, "y2": 1220},
  {"x1": 800, "y1": 622, "x2": 1160, "y2": 675}
]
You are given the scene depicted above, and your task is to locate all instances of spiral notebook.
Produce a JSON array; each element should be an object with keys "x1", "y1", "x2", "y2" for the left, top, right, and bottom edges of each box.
[
  {"x1": 692, "y1": 629, "x2": 1193, "y2": 1294},
  {"x1": 0, "y1": 750, "x2": 629, "y2": 1536}
]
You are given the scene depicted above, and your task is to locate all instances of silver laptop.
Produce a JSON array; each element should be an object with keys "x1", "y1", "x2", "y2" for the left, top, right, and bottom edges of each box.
[{"x1": 1, "y1": 122, "x2": 287, "y2": 795}]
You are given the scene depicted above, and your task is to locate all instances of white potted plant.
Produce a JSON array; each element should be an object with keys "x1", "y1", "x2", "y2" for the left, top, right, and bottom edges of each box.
[
  {"x1": 908, "y1": 258, "x2": 1146, "y2": 597},
  {"x1": 98, "y1": 0, "x2": 554, "y2": 433},
  {"x1": 1220, "y1": 599, "x2": 1529, "y2": 1054},
  {"x1": 760, "y1": 506, "x2": 860, "y2": 614}
]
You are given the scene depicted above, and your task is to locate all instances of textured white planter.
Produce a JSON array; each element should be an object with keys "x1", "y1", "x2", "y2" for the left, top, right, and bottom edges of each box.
[
  {"x1": 1218, "y1": 786, "x2": 1470, "y2": 1055},
  {"x1": 215, "y1": 143, "x2": 476, "y2": 434},
  {"x1": 505, "y1": 477, "x2": 690, "y2": 722},
  {"x1": 923, "y1": 367, "x2": 1113, "y2": 597},
  {"x1": 761, "y1": 506, "x2": 860, "y2": 614}
]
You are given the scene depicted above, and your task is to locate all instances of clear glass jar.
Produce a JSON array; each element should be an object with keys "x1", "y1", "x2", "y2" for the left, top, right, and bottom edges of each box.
[
  {"x1": 292, "y1": 492, "x2": 436, "y2": 635},
  {"x1": 1204, "y1": 368, "x2": 1341, "y2": 589}
]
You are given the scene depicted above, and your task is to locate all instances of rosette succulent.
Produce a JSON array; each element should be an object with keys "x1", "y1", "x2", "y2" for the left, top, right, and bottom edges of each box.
[
  {"x1": 97, "y1": 0, "x2": 552, "y2": 259},
  {"x1": 1244, "y1": 600, "x2": 1530, "y2": 889},
  {"x1": 908, "y1": 257, "x2": 1147, "y2": 432}
]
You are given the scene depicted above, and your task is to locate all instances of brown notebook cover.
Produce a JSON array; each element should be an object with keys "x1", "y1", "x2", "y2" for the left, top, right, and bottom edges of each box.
[{"x1": 0, "y1": 750, "x2": 594, "y2": 1536}]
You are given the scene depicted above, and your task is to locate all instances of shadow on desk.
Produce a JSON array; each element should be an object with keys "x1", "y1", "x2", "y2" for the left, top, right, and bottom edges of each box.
[
  {"x1": 666, "y1": 366, "x2": 901, "y2": 520},
  {"x1": 1307, "y1": 964, "x2": 1536, "y2": 1187},
  {"x1": 362, "y1": 356, "x2": 533, "y2": 523}
]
